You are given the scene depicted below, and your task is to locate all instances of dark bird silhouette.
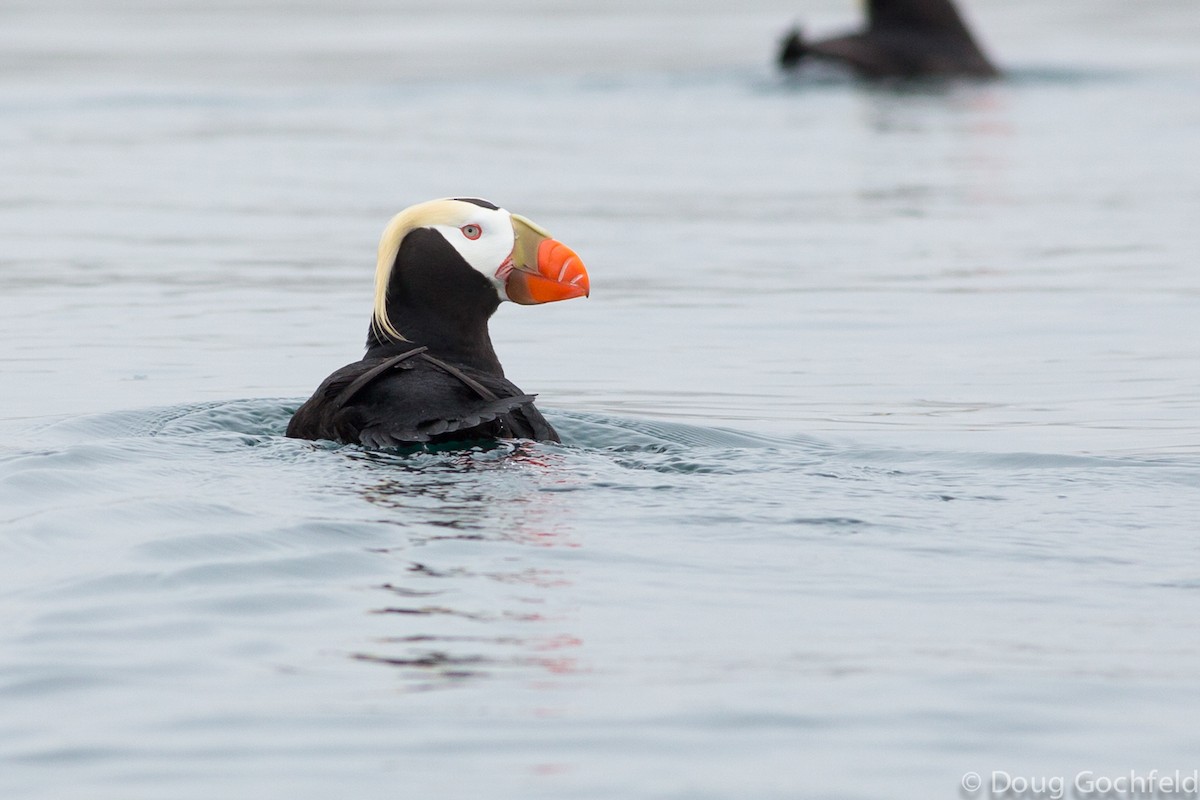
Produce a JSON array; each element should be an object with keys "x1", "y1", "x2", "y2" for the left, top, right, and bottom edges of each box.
[
  {"x1": 779, "y1": 0, "x2": 1000, "y2": 79},
  {"x1": 287, "y1": 198, "x2": 590, "y2": 448}
]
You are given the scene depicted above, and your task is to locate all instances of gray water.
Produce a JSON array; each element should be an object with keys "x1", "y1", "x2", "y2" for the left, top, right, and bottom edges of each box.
[{"x1": 2, "y1": 2, "x2": 1200, "y2": 799}]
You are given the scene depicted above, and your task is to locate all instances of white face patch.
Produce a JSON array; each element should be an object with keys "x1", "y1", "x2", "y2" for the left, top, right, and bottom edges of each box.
[
  {"x1": 428, "y1": 204, "x2": 515, "y2": 302},
  {"x1": 373, "y1": 199, "x2": 520, "y2": 342}
]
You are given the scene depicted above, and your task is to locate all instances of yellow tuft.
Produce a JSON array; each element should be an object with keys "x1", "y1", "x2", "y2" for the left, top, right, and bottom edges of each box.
[{"x1": 371, "y1": 199, "x2": 480, "y2": 343}]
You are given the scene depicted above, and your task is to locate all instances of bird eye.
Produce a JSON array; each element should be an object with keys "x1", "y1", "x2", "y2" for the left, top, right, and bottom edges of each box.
[{"x1": 461, "y1": 224, "x2": 482, "y2": 240}]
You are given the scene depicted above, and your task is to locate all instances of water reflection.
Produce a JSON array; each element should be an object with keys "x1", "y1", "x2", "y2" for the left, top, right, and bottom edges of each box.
[
  {"x1": 340, "y1": 443, "x2": 585, "y2": 691},
  {"x1": 350, "y1": 443, "x2": 581, "y2": 548}
]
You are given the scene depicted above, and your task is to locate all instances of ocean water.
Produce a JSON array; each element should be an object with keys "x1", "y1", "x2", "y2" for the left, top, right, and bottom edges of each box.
[{"x1": 2, "y1": 2, "x2": 1199, "y2": 798}]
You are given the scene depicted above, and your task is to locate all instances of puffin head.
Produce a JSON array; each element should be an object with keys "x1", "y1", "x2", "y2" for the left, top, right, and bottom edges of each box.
[{"x1": 370, "y1": 198, "x2": 590, "y2": 346}]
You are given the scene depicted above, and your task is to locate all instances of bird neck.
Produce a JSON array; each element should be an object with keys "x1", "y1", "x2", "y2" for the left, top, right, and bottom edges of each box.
[
  {"x1": 869, "y1": 0, "x2": 973, "y2": 38},
  {"x1": 364, "y1": 226, "x2": 508, "y2": 374},
  {"x1": 366, "y1": 308, "x2": 504, "y2": 376}
]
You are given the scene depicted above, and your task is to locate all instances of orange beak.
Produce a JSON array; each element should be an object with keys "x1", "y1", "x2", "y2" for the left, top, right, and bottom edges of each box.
[{"x1": 503, "y1": 214, "x2": 590, "y2": 305}]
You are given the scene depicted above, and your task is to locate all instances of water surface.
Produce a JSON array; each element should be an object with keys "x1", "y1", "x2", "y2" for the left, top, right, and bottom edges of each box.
[{"x1": 2, "y1": 2, "x2": 1199, "y2": 798}]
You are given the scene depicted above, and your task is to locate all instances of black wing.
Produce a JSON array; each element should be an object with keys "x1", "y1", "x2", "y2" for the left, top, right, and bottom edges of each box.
[{"x1": 286, "y1": 354, "x2": 559, "y2": 447}]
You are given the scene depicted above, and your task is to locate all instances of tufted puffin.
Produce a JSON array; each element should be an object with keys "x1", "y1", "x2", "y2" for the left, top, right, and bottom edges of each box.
[
  {"x1": 778, "y1": 0, "x2": 999, "y2": 79},
  {"x1": 286, "y1": 198, "x2": 589, "y2": 448}
]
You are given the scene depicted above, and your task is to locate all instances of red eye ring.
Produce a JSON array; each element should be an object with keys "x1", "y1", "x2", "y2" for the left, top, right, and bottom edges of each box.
[{"x1": 461, "y1": 224, "x2": 482, "y2": 240}]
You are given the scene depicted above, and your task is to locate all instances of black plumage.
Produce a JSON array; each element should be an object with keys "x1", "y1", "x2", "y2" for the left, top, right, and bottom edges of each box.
[
  {"x1": 286, "y1": 346, "x2": 557, "y2": 447},
  {"x1": 779, "y1": 0, "x2": 999, "y2": 79},
  {"x1": 287, "y1": 199, "x2": 588, "y2": 448}
]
